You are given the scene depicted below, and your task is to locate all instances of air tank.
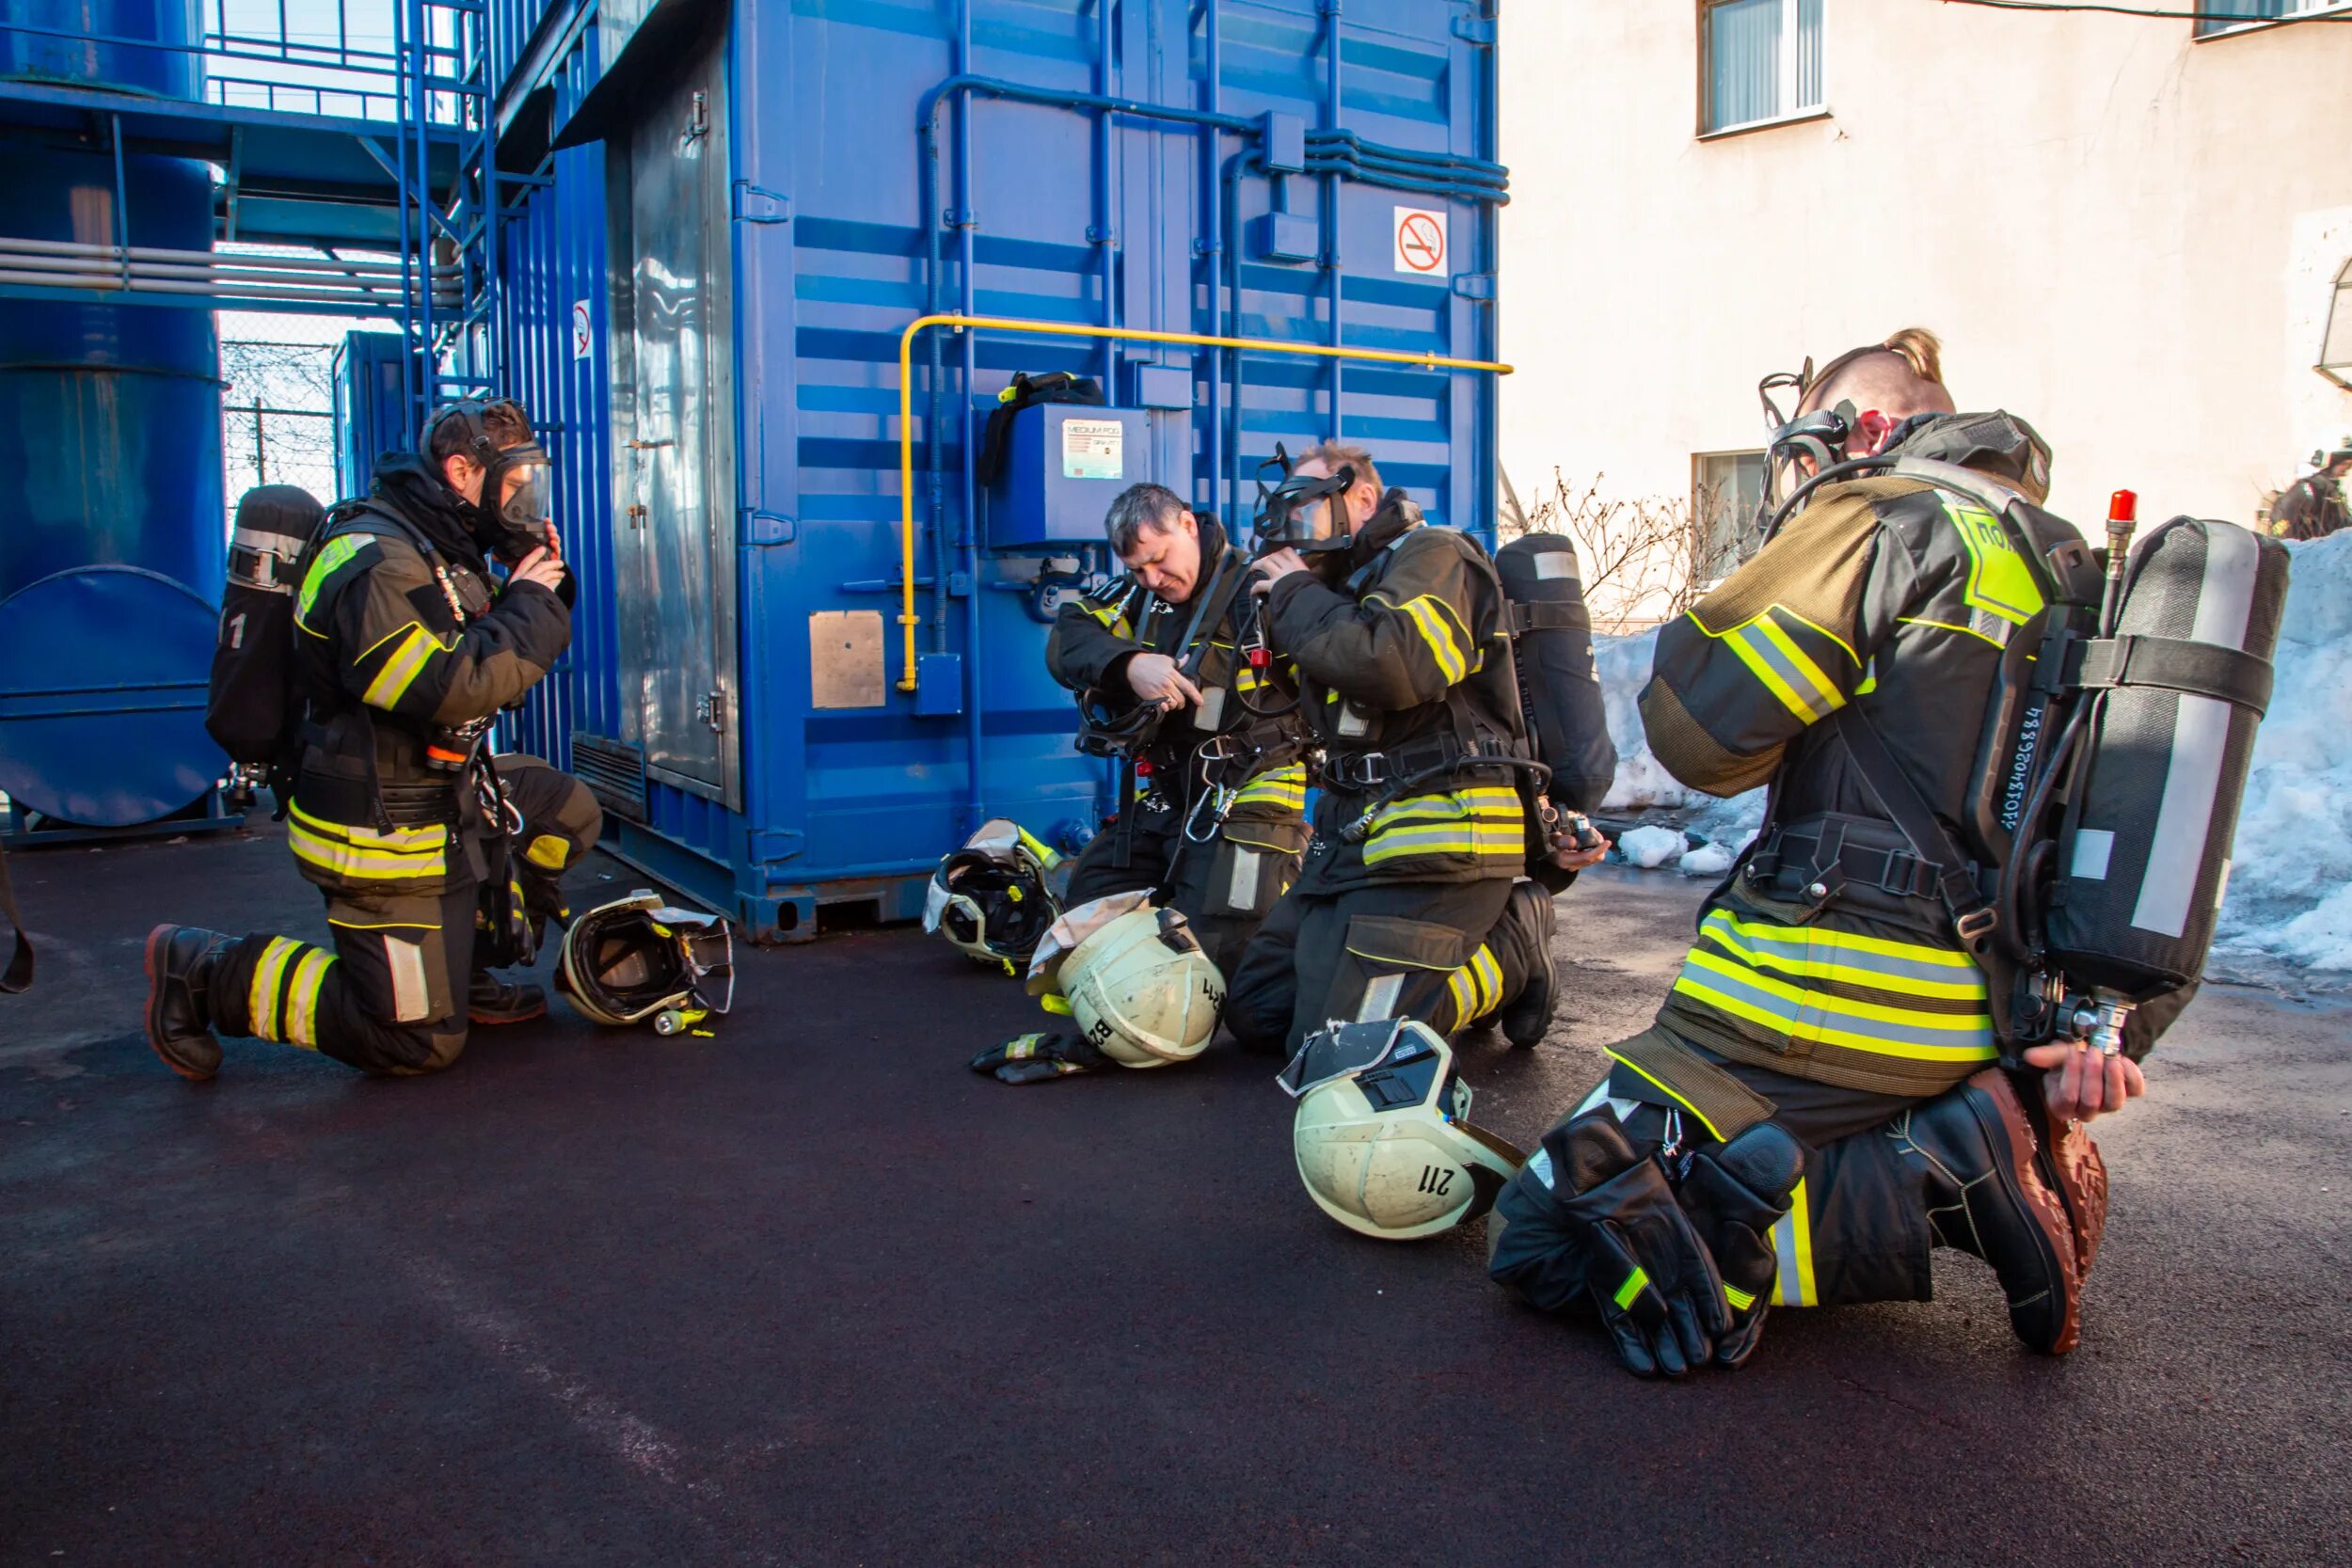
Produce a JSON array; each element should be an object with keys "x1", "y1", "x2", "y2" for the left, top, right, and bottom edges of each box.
[{"x1": 0, "y1": 2, "x2": 228, "y2": 828}]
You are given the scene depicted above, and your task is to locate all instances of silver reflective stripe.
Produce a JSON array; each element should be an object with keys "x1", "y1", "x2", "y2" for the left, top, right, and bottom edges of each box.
[
  {"x1": 1225, "y1": 847, "x2": 1262, "y2": 911},
  {"x1": 1769, "y1": 1208, "x2": 1801, "y2": 1296},
  {"x1": 1337, "y1": 702, "x2": 1370, "y2": 738},
  {"x1": 1532, "y1": 549, "x2": 1580, "y2": 582},
  {"x1": 232, "y1": 526, "x2": 304, "y2": 560},
  {"x1": 386, "y1": 936, "x2": 431, "y2": 1022},
  {"x1": 1357, "y1": 973, "x2": 1404, "y2": 1022},
  {"x1": 2069, "y1": 829, "x2": 2115, "y2": 881},
  {"x1": 2132, "y1": 526, "x2": 2258, "y2": 938},
  {"x1": 1192, "y1": 685, "x2": 1227, "y2": 730}
]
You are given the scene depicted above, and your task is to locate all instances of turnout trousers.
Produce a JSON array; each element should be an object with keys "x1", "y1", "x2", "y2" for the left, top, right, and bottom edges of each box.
[
  {"x1": 1224, "y1": 867, "x2": 1547, "y2": 1058},
  {"x1": 1542, "y1": 1032, "x2": 1944, "y2": 1308},
  {"x1": 202, "y1": 757, "x2": 601, "y2": 1077}
]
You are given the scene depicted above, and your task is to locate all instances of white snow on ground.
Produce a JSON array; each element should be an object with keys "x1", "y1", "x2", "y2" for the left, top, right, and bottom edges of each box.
[
  {"x1": 1595, "y1": 627, "x2": 1766, "y2": 856},
  {"x1": 1614, "y1": 824, "x2": 1689, "y2": 869},
  {"x1": 1593, "y1": 532, "x2": 2352, "y2": 984},
  {"x1": 2211, "y1": 532, "x2": 2352, "y2": 984}
]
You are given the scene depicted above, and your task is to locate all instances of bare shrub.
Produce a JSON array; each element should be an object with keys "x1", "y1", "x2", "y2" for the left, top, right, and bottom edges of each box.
[{"x1": 1500, "y1": 467, "x2": 1705, "y2": 635}]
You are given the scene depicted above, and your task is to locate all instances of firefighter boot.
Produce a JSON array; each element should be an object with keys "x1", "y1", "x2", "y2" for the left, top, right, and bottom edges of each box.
[
  {"x1": 2015, "y1": 1068, "x2": 2111, "y2": 1276},
  {"x1": 1495, "y1": 881, "x2": 1560, "y2": 1050},
  {"x1": 143, "y1": 925, "x2": 235, "y2": 1082},
  {"x1": 468, "y1": 973, "x2": 548, "y2": 1025},
  {"x1": 1891, "y1": 1068, "x2": 2083, "y2": 1354}
]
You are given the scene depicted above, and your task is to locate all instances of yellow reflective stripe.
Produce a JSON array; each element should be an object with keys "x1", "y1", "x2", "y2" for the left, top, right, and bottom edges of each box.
[
  {"x1": 1944, "y1": 499, "x2": 2044, "y2": 626},
  {"x1": 1613, "y1": 1268, "x2": 1650, "y2": 1310},
  {"x1": 283, "y1": 948, "x2": 333, "y2": 1050},
  {"x1": 1697, "y1": 911, "x2": 1985, "y2": 1001},
  {"x1": 1371, "y1": 592, "x2": 1470, "y2": 684},
  {"x1": 1446, "y1": 965, "x2": 1476, "y2": 1026},
  {"x1": 1754, "y1": 614, "x2": 1846, "y2": 719},
  {"x1": 1673, "y1": 950, "x2": 1996, "y2": 1061},
  {"x1": 1724, "y1": 622, "x2": 1816, "y2": 721},
  {"x1": 247, "y1": 937, "x2": 299, "y2": 1041},
  {"x1": 1703, "y1": 911, "x2": 1980, "y2": 971},
  {"x1": 1232, "y1": 765, "x2": 1308, "y2": 810},
  {"x1": 1771, "y1": 1178, "x2": 1818, "y2": 1307},
  {"x1": 1724, "y1": 1284, "x2": 1757, "y2": 1312},
  {"x1": 360, "y1": 624, "x2": 443, "y2": 710},
  {"x1": 294, "y1": 534, "x2": 367, "y2": 630},
  {"x1": 286, "y1": 803, "x2": 449, "y2": 881},
  {"x1": 1361, "y1": 822, "x2": 1523, "y2": 864}
]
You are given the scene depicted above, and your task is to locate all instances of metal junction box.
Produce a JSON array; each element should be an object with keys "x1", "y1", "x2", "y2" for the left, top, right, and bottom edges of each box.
[{"x1": 988, "y1": 404, "x2": 1150, "y2": 550}]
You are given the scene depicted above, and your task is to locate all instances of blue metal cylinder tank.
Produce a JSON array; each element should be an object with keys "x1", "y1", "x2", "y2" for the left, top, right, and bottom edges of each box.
[{"x1": 0, "y1": 1, "x2": 228, "y2": 827}]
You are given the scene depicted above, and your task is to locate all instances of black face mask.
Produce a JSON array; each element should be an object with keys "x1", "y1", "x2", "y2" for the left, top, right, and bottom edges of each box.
[
  {"x1": 421, "y1": 398, "x2": 552, "y2": 557},
  {"x1": 1251, "y1": 443, "x2": 1359, "y2": 556}
]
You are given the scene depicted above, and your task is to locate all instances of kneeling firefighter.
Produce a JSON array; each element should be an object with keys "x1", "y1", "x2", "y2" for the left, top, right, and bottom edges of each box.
[
  {"x1": 145, "y1": 400, "x2": 602, "y2": 1079},
  {"x1": 1488, "y1": 330, "x2": 2289, "y2": 1374},
  {"x1": 971, "y1": 482, "x2": 1313, "y2": 1084},
  {"x1": 1222, "y1": 441, "x2": 1613, "y2": 1063}
]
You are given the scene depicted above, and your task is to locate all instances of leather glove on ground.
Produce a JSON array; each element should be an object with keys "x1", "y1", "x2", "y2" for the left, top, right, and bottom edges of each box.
[
  {"x1": 967, "y1": 1031, "x2": 1109, "y2": 1085},
  {"x1": 1675, "y1": 1123, "x2": 1804, "y2": 1370},
  {"x1": 1549, "y1": 1115, "x2": 1732, "y2": 1379}
]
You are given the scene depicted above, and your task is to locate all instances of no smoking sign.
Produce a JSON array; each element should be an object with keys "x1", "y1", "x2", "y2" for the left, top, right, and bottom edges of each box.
[{"x1": 1392, "y1": 205, "x2": 1447, "y2": 277}]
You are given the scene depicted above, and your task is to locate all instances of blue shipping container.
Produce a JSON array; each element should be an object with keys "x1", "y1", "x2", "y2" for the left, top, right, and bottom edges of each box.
[{"x1": 488, "y1": 0, "x2": 1504, "y2": 939}]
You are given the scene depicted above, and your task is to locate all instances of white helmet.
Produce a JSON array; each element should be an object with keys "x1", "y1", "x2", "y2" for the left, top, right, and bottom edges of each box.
[
  {"x1": 924, "y1": 818, "x2": 1062, "y2": 969},
  {"x1": 553, "y1": 891, "x2": 734, "y2": 1028},
  {"x1": 1282, "y1": 1019, "x2": 1524, "y2": 1240},
  {"x1": 1026, "y1": 895, "x2": 1224, "y2": 1069}
]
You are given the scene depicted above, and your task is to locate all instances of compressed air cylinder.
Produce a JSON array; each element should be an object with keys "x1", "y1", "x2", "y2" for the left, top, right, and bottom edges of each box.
[
  {"x1": 2046, "y1": 520, "x2": 2290, "y2": 996},
  {"x1": 1493, "y1": 533, "x2": 1617, "y2": 811}
]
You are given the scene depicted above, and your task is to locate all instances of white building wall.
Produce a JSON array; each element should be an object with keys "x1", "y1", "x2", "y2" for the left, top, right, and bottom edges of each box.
[{"x1": 1500, "y1": 4, "x2": 2352, "y2": 530}]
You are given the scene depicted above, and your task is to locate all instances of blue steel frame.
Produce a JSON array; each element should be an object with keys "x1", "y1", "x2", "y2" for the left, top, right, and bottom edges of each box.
[{"x1": 468, "y1": 0, "x2": 1506, "y2": 941}]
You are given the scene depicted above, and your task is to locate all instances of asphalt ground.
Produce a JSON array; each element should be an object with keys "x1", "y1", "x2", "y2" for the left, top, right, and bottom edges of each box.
[{"x1": 2, "y1": 823, "x2": 2347, "y2": 1567}]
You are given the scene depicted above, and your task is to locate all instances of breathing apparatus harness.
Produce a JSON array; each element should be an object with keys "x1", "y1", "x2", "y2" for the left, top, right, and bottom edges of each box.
[{"x1": 1731, "y1": 419, "x2": 2160, "y2": 1061}]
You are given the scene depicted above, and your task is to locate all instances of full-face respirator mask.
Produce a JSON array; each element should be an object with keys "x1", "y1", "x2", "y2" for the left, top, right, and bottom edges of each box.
[
  {"x1": 421, "y1": 397, "x2": 554, "y2": 559},
  {"x1": 1250, "y1": 443, "x2": 1361, "y2": 557}
]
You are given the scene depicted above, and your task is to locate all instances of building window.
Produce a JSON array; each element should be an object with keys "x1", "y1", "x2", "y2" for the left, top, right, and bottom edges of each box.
[
  {"x1": 2319, "y1": 257, "x2": 2352, "y2": 390},
  {"x1": 2197, "y1": 1, "x2": 2350, "y2": 39},
  {"x1": 1702, "y1": 0, "x2": 1826, "y2": 135},
  {"x1": 1693, "y1": 451, "x2": 1767, "y2": 578}
]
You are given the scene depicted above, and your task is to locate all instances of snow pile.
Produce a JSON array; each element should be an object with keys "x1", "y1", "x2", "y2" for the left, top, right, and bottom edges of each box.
[
  {"x1": 1614, "y1": 824, "x2": 1689, "y2": 869},
  {"x1": 1595, "y1": 627, "x2": 1767, "y2": 848},
  {"x1": 2210, "y1": 532, "x2": 2352, "y2": 984}
]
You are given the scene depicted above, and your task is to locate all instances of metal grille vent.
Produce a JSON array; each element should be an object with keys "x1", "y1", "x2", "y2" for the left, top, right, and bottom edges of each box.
[{"x1": 568, "y1": 734, "x2": 649, "y2": 823}]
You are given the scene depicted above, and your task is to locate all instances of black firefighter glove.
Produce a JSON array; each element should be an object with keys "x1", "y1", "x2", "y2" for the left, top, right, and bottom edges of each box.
[
  {"x1": 1674, "y1": 1123, "x2": 1805, "y2": 1370},
  {"x1": 967, "y1": 1031, "x2": 1110, "y2": 1085},
  {"x1": 1549, "y1": 1114, "x2": 1731, "y2": 1379}
]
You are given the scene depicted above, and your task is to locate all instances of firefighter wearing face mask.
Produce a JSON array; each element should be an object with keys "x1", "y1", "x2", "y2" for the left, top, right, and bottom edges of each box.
[
  {"x1": 1220, "y1": 441, "x2": 1602, "y2": 1063},
  {"x1": 968, "y1": 482, "x2": 1314, "y2": 1085},
  {"x1": 1491, "y1": 330, "x2": 2199, "y2": 1377},
  {"x1": 141, "y1": 398, "x2": 601, "y2": 1081}
]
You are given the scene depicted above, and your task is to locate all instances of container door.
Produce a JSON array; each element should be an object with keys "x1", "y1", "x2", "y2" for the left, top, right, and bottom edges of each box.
[{"x1": 607, "y1": 27, "x2": 739, "y2": 806}]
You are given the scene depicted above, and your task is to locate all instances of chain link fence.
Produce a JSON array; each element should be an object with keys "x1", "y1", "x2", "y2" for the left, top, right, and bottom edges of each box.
[{"x1": 219, "y1": 339, "x2": 341, "y2": 520}]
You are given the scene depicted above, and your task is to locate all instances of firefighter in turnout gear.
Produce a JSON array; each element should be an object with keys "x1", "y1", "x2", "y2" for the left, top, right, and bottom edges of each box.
[
  {"x1": 970, "y1": 483, "x2": 1313, "y2": 1085},
  {"x1": 1490, "y1": 330, "x2": 2163, "y2": 1374},
  {"x1": 143, "y1": 399, "x2": 602, "y2": 1079},
  {"x1": 1222, "y1": 442, "x2": 1603, "y2": 1061}
]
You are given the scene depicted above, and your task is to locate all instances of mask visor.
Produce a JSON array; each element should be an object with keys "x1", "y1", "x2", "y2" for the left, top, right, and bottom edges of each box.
[{"x1": 1278, "y1": 1017, "x2": 1414, "y2": 1099}]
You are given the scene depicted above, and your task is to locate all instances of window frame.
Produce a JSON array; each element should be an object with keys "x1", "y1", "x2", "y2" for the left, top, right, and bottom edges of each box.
[
  {"x1": 2193, "y1": 0, "x2": 2352, "y2": 41},
  {"x1": 1696, "y1": 0, "x2": 1831, "y2": 141},
  {"x1": 1691, "y1": 448, "x2": 1769, "y2": 578}
]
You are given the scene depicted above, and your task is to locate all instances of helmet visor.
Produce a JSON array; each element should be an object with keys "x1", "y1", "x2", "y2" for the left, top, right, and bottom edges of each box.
[{"x1": 1278, "y1": 1017, "x2": 1433, "y2": 1099}]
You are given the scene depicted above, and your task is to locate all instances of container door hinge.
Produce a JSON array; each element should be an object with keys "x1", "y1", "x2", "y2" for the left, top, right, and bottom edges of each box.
[
  {"x1": 1450, "y1": 272, "x2": 1497, "y2": 301},
  {"x1": 1451, "y1": 16, "x2": 1497, "y2": 46},
  {"x1": 696, "y1": 690, "x2": 726, "y2": 734},
  {"x1": 731, "y1": 182, "x2": 791, "y2": 224},
  {"x1": 740, "y1": 508, "x2": 796, "y2": 545}
]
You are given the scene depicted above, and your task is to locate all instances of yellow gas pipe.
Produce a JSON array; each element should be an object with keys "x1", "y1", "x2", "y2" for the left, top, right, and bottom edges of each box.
[{"x1": 895, "y1": 312, "x2": 1513, "y2": 691}]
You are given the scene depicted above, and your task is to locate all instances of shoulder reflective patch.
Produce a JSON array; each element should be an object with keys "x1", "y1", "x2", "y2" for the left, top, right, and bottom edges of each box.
[
  {"x1": 295, "y1": 533, "x2": 373, "y2": 630},
  {"x1": 1942, "y1": 499, "x2": 2044, "y2": 627}
]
